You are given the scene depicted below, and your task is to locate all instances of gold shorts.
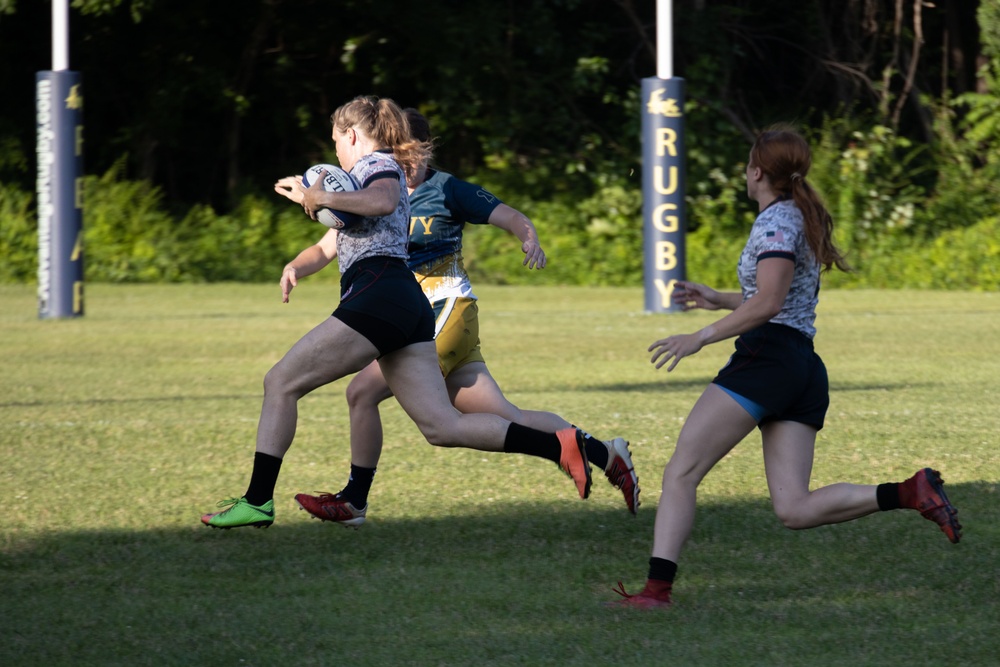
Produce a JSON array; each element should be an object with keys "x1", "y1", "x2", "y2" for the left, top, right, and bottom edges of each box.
[{"x1": 432, "y1": 296, "x2": 485, "y2": 376}]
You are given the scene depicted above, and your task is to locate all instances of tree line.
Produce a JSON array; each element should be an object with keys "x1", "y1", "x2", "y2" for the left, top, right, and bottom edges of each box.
[{"x1": 0, "y1": 0, "x2": 997, "y2": 288}]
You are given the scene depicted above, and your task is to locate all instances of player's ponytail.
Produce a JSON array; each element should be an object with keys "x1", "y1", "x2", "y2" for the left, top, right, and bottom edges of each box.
[
  {"x1": 751, "y1": 126, "x2": 850, "y2": 273},
  {"x1": 330, "y1": 96, "x2": 432, "y2": 180}
]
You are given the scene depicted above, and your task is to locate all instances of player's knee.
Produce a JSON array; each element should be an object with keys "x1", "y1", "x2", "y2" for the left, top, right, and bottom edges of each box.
[
  {"x1": 262, "y1": 365, "x2": 289, "y2": 396},
  {"x1": 418, "y1": 423, "x2": 453, "y2": 447},
  {"x1": 661, "y1": 456, "x2": 703, "y2": 491},
  {"x1": 345, "y1": 378, "x2": 375, "y2": 409},
  {"x1": 425, "y1": 433, "x2": 451, "y2": 447},
  {"x1": 263, "y1": 362, "x2": 313, "y2": 401},
  {"x1": 346, "y1": 373, "x2": 391, "y2": 410},
  {"x1": 410, "y1": 413, "x2": 464, "y2": 447},
  {"x1": 772, "y1": 500, "x2": 810, "y2": 530}
]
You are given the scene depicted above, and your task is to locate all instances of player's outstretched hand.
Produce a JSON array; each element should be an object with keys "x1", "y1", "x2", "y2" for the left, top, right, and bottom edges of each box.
[
  {"x1": 274, "y1": 175, "x2": 306, "y2": 205},
  {"x1": 521, "y1": 240, "x2": 547, "y2": 269},
  {"x1": 649, "y1": 332, "x2": 704, "y2": 372},
  {"x1": 280, "y1": 266, "x2": 298, "y2": 303},
  {"x1": 672, "y1": 280, "x2": 724, "y2": 311}
]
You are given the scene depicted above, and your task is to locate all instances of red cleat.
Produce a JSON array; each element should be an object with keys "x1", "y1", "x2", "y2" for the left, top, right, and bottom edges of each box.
[
  {"x1": 603, "y1": 437, "x2": 640, "y2": 515},
  {"x1": 899, "y1": 468, "x2": 961, "y2": 544},
  {"x1": 605, "y1": 580, "x2": 673, "y2": 609},
  {"x1": 294, "y1": 492, "x2": 367, "y2": 528}
]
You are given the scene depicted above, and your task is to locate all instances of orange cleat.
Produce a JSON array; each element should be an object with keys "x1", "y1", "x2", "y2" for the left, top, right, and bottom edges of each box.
[{"x1": 556, "y1": 428, "x2": 592, "y2": 499}]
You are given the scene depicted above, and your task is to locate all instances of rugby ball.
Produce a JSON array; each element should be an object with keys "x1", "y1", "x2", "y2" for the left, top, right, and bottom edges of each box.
[{"x1": 301, "y1": 164, "x2": 362, "y2": 229}]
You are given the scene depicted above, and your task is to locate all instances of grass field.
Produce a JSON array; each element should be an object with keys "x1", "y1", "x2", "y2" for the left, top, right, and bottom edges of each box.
[{"x1": 1, "y1": 284, "x2": 998, "y2": 666}]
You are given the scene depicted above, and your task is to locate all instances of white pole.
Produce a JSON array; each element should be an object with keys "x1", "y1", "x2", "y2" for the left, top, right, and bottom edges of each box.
[
  {"x1": 53, "y1": 0, "x2": 69, "y2": 71},
  {"x1": 657, "y1": 0, "x2": 672, "y2": 79}
]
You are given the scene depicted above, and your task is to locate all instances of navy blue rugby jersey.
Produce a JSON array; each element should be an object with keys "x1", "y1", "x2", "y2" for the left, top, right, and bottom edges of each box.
[{"x1": 405, "y1": 168, "x2": 503, "y2": 269}]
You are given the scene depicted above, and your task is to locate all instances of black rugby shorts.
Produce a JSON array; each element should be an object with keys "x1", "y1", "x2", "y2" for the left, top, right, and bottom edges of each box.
[
  {"x1": 713, "y1": 322, "x2": 830, "y2": 430},
  {"x1": 332, "y1": 256, "x2": 435, "y2": 356}
]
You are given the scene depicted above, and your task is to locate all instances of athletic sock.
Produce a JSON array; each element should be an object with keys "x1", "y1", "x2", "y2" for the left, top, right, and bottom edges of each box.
[
  {"x1": 341, "y1": 464, "x2": 377, "y2": 508},
  {"x1": 575, "y1": 427, "x2": 610, "y2": 470},
  {"x1": 641, "y1": 558, "x2": 676, "y2": 601},
  {"x1": 244, "y1": 452, "x2": 283, "y2": 506},
  {"x1": 648, "y1": 557, "x2": 678, "y2": 583},
  {"x1": 876, "y1": 482, "x2": 902, "y2": 511},
  {"x1": 502, "y1": 423, "x2": 561, "y2": 464}
]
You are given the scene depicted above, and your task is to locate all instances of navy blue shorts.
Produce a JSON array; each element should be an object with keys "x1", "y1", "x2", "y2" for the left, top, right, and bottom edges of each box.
[
  {"x1": 332, "y1": 256, "x2": 435, "y2": 356},
  {"x1": 712, "y1": 322, "x2": 829, "y2": 430}
]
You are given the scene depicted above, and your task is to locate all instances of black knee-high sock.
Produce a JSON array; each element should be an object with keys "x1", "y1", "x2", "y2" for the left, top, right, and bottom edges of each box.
[
  {"x1": 648, "y1": 557, "x2": 678, "y2": 583},
  {"x1": 502, "y1": 423, "x2": 561, "y2": 463},
  {"x1": 244, "y1": 452, "x2": 282, "y2": 506},
  {"x1": 341, "y1": 464, "x2": 376, "y2": 508},
  {"x1": 574, "y1": 427, "x2": 609, "y2": 470}
]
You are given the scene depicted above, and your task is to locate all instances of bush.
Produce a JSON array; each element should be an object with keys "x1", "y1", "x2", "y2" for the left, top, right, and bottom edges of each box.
[
  {"x1": 83, "y1": 161, "x2": 178, "y2": 282},
  {"x1": 0, "y1": 181, "x2": 36, "y2": 282},
  {"x1": 462, "y1": 172, "x2": 644, "y2": 287},
  {"x1": 2, "y1": 121, "x2": 999, "y2": 292},
  {"x1": 921, "y1": 216, "x2": 1000, "y2": 289},
  {"x1": 82, "y1": 161, "x2": 326, "y2": 283}
]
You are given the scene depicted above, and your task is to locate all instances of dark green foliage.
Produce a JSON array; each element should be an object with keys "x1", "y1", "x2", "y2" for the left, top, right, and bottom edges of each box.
[
  {"x1": 461, "y1": 169, "x2": 644, "y2": 286},
  {"x1": 2, "y1": 160, "x2": 328, "y2": 284},
  {"x1": 0, "y1": 182, "x2": 35, "y2": 282},
  {"x1": 979, "y1": 1, "x2": 1000, "y2": 60},
  {"x1": 2, "y1": 128, "x2": 999, "y2": 289},
  {"x1": 1, "y1": 1, "x2": 999, "y2": 289},
  {"x1": 866, "y1": 216, "x2": 1000, "y2": 290}
]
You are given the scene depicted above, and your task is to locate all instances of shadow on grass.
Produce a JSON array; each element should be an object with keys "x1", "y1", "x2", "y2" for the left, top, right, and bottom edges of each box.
[
  {"x1": 0, "y1": 376, "x2": 930, "y2": 409},
  {"x1": 576, "y1": 377, "x2": 936, "y2": 394},
  {"x1": 0, "y1": 394, "x2": 261, "y2": 409},
  {"x1": 2, "y1": 483, "x2": 997, "y2": 666}
]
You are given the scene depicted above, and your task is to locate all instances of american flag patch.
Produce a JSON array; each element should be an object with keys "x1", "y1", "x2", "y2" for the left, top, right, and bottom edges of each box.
[{"x1": 766, "y1": 230, "x2": 785, "y2": 242}]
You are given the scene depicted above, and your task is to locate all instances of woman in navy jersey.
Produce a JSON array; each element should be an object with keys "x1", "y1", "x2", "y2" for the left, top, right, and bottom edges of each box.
[
  {"x1": 291, "y1": 109, "x2": 640, "y2": 527},
  {"x1": 201, "y1": 96, "x2": 593, "y2": 529},
  {"x1": 610, "y1": 125, "x2": 961, "y2": 608}
]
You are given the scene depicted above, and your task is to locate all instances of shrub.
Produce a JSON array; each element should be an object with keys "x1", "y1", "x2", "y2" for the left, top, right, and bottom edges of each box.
[
  {"x1": 921, "y1": 216, "x2": 1000, "y2": 290},
  {"x1": 83, "y1": 162, "x2": 323, "y2": 283},
  {"x1": 83, "y1": 161, "x2": 178, "y2": 282},
  {"x1": 462, "y1": 172, "x2": 644, "y2": 287},
  {"x1": 2, "y1": 123, "x2": 999, "y2": 292},
  {"x1": 0, "y1": 182, "x2": 36, "y2": 282}
]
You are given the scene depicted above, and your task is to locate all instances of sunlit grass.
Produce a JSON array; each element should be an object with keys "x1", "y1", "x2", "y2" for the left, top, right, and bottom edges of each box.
[{"x1": 1, "y1": 284, "x2": 998, "y2": 666}]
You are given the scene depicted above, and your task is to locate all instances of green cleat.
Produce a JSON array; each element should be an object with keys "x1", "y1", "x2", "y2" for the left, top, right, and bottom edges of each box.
[{"x1": 201, "y1": 497, "x2": 275, "y2": 529}]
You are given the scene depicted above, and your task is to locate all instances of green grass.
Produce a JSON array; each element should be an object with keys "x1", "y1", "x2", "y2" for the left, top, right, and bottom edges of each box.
[{"x1": 1, "y1": 284, "x2": 998, "y2": 666}]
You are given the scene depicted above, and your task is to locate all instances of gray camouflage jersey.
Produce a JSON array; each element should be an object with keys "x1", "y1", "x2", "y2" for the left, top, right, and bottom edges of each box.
[
  {"x1": 736, "y1": 198, "x2": 821, "y2": 339},
  {"x1": 335, "y1": 151, "x2": 409, "y2": 273}
]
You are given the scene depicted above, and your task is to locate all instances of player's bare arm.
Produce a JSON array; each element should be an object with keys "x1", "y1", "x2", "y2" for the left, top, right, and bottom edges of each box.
[
  {"x1": 280, "y1": 229, "x2": 339, "y2": 303},
  {"x1": 303, "y1": 171, "x2": 399, "y2": 219},
  {"x1": 487, "y1": 204, "x2": 546, "y2": 269}
]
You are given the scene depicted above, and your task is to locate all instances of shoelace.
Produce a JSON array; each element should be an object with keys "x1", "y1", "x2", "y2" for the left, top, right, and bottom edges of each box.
[
  {"x1": 216, "y1": 497, "x2": 243, "y2": 509},
  {"x1": 606, "y1": 461, "x2": 631, "y2": 488},
  {"x1": 611, "y1": 581, "x2": 634, "y2": 599}
]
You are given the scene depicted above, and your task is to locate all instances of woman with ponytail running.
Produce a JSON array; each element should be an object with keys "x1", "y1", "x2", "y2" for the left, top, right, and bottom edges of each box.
[
  {"x1": 201, "y1": 96, "x2": 592, "y2": 530},
  {"x1": 609, "y1": 125, "x2": 961, "y2": 608}
]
